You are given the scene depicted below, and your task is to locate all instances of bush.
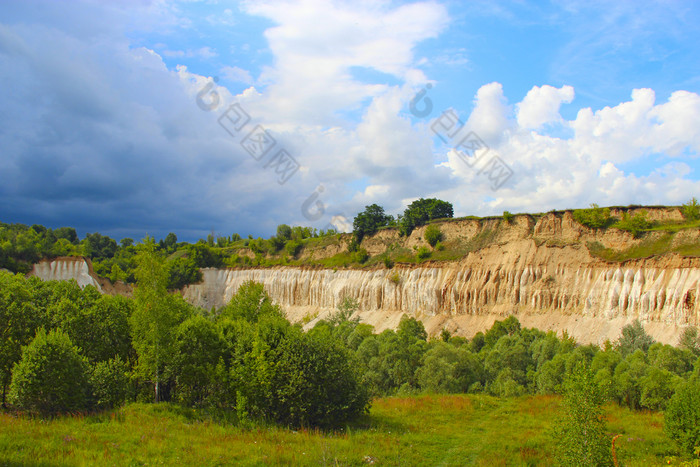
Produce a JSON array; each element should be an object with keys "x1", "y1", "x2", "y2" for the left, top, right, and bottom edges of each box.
[
  {"x1": 241, "y1": 318, "x2": 370, "y2": 428},
  {"x1": 354, "y1": 248, "x2": 369, "y2": 264},
  {"x1": 424, "y1": 224, "x2": 443, "y2": 247},
  {"x1": 665, "y1": 378, "x2": 700, "y2": 457},
  {"x1": 683, "y1": 198, "x2": 700, "y2": 221},
  {"x1": 614, "y1": 210, "x2": 653, "y2": 237},
  {"x1": 416, "y1": 246, "x2": 431, "y2": 260},
  {"x1": 503, "y1": 211, "x2": 514, "y2": 224},
  {"x1": 572, "y1": 204, "x2": 612, "y2": 229},
  {"x1": 9, "y1": 328, "x2": 89, "y2": 415},
  {"x1": 285, "y1": 240, "x2": 303, "y2": 258},
  {"x1": 89, "y1": 357, "x2": 130, "y2": 410}
]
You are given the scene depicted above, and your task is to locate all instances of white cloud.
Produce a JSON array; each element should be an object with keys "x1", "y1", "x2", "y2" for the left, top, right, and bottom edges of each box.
[
  {"x1": 516, "y1": 84, "x2": 574, "y2": 130},
  {"x1": 440, "y1": 83, "x2": 700, "y2": 216}
]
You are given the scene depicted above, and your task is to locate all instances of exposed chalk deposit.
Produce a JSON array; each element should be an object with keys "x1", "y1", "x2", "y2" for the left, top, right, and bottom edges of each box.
[
  {"x1": 28, "y1": 209, "x2": 700, "y2": 345},
  {"x1": 30, "y1": 257, "x2": 102, "y2": 291}
]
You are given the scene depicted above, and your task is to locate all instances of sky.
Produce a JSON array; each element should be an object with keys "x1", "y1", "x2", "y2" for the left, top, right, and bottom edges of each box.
[{"x1": 1, "y1": 0, "x2": 700, "y2": 242}]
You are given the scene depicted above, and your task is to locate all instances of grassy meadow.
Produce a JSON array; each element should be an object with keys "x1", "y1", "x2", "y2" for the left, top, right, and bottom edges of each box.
[{"x1": 0, "y1": 394, "x2": 679, "y2": 466}]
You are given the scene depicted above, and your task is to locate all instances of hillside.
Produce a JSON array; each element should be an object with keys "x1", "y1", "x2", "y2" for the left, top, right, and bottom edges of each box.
[{"x1": 28, "y1": 205, "x2": 700, "y2": 346}]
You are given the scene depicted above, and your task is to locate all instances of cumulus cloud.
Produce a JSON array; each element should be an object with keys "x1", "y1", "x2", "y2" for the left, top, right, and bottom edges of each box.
[
  {"x1": 516, "y1": 85, "x2": 574, "y2": 130},
  {"x1": 440, "y1": 83, "x2": 700, "y2": 215}
]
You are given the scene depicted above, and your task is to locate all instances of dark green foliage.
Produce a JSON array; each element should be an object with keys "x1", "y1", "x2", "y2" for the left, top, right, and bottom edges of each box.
[
  {"x1": 554, "y1": 362, "x2": 613, "y2": 466},
  {"x1": 241, "y1": 318, "x2": 370, "y2": 428},
  {"x1": 399, "y1": 198, "x2": 454, "y2": 236},
  {"x1": 188, "y1": 242, "x2": 224, "y2": 268},
  {"x1": 276, "y1": 224, "x2": 292, "y2": 240},
  {"x1": 0, "y1": 272, "x2": 44, "y2": 406},
  {"x1": 572, "y1": 203, "x2": 613, "y2": 229},
  {"x1": 58, "y1": 294, "x2": 134, "y2": 365},
  {"x1": 83, "y1": 232, "x2": 118, "y2": 260},
  {"x1": 89, "y1": 357, "x2": 130, "y2": 410},
  {"x1": 130, "y1": 244, "x2": 191, "y2": 402},
  {"x1": 168, "y1": 257, "x2": 202, "y2": 289},
  {"x1": 354, "y1": 247, "x2": 369, "y2": 263},
  {"x1": 424, "y1": 224, "x2": 443, "y2": 247},
  {"x1": 170, "y1": 315, "x2": 223, "y2": 407},
  {"x1": 9, "y1": 328, "x2": 89, "y2": 415},
  {"x1": 353, "y1": 204, "x2": 392, "y2": 242},
  {"x1": 665, "y1": 377, "x2": 700, "y2": 457},
  {"x1": 284, "y1": 239, "x2": 303, "y2": 258},
  {"x1": 502, "y1": 211, "x2": 514, "y2": 223}
]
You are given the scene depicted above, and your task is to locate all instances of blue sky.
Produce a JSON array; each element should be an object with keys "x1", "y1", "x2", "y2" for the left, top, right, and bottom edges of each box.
[{"x1": 1, "y1": 0, "x2": 699, "y2": 242}]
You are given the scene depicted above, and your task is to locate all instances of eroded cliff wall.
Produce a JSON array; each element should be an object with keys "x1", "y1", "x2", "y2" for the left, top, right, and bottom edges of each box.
[{"x1": 29, "y1": 209, "x2": 700, "y2": 345}]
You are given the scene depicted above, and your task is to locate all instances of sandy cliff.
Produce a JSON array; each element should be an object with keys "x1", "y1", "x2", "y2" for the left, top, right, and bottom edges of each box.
[{"x1": 30, "y1": 208, "x2": 700, "y2": 345}]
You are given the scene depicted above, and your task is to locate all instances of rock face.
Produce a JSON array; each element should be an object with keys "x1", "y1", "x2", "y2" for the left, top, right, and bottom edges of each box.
[
  {"x1": 181, "y1": 258, "x2": 700, "y2": 346},
  {"x1": 182, "y1": 209, "x2": 700, "y2": 345},
  {"x1": 29, "y1": 257, "x2": 103, "y2": 291},
  {"x1": 28, "y1": 208, "x2": 700, "y2": 345}
]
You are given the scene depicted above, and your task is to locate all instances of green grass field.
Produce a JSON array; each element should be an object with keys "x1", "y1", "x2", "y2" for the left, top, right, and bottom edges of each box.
[{"x1": 0, "y1": 394, "x2": 681, "y2": 466}]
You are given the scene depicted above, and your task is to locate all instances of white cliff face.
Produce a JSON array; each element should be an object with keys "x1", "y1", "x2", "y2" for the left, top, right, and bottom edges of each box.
[
  {"x1": 26, "y1": 210, "x2": 700, "y2": 345},
  {"x1": 30, "y1": 257, "x2": 102, "y2": 291},
  {"x1": 182, "y1": 258, "x2": 700, "y2": 346}
]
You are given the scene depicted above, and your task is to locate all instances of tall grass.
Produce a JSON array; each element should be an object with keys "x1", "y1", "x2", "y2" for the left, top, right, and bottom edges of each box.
[{"x1": 0, "y1": 394, "x2": 679, "y2": 466}]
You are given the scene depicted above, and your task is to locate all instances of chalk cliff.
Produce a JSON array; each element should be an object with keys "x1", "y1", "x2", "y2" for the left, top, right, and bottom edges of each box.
[{"x1": 30, "y1": 208, "x2": 700, "y2": 345}]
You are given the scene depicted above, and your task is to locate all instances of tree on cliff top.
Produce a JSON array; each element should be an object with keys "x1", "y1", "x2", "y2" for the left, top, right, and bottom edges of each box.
[
  {"x1": 399, "y1": 198, "x2": 453, "y2": 236},
  {"x1": 352, "y1": 204, "x2": 393, "y2": 242}
]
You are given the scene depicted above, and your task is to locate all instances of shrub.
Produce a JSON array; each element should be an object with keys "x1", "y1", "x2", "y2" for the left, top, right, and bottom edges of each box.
[
  {"x1": 503, "y1": 211, "x2": 514, "y2": 224},
  {"x1": 424, "y1": 224, "x2": 443, "y2": 247},
  {"x1": 665, "y1": 378, "x2": 700, "y2": 457},
  {"x1": 614, "y1": 210, "x2": 653, "y2": 237},
  {"x1": 554, "y1": 363, "x2": 613, "y2": 466},
  {"x1": 383, "y1": 257, "x2": 394, "y2": 268},
  {"x1": 572, "y1": 204, "x2": 612, "y2": 229},
  {"x1": 9, "y1": 328, "x2": 89, "y2": 415},
  {"x1": 354, "y1": 248, "x2": 369, "y2": 264},
  {"x1": 416, "y1": 246, "x2": 431, "y2": 260},
  {"x1": 285, "y1": 240, "x2": 303, "y2": 258},
  {"x1": 89, "y1": 357, "x2": 130, "y2": 410},
  {"x1": 683, "y1": 197, "x2": 700, "y2": 221},
  {"x1": 389, "y1": 271, "x2": 400, "y2": 285}
]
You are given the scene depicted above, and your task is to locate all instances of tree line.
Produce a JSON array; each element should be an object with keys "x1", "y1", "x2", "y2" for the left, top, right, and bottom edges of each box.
[{"x1": 2, "y1": 258, "x2": 700, "y2": 453}]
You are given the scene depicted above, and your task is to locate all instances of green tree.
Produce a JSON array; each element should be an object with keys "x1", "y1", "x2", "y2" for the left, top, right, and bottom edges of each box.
[
  {"x1": 678, "y1": 326, "x2": 700, "y2": 356},
  {"x1": 352, "y1": 204, "x2": 392, "y2": 242},
  {"x1": 9, "y1": 328, "x2": 89, "y2": 415},
  {"x1": 219, "y1": 281, "x2": 283, "y2": 323},
  {"x1": 0, "y1": 272, "x2": 44, "y2": 407},
  {"x1": 89, "y1": 356, "x2": 130, "y2": 411},
  {"x1": 276, "y1": 224, "x2": 292, "y2": 240},
  {"x1": 170, "y1": 315, "x2": 223, "y2": 406},
  {"x1": 682, "y1": 197, "x2": 700, "y2": 221},
  {"x1": 424, "y1": 224, "x2": 443, "y2": 247},
  {"x1": 665, "y1": 377, "x2": 700, "y2": 458},
  {"x1": 616, "y1": 320, "x2": 654, "y2": 356},
  {"x1": 399, "y1": 198, "x2": 453, "y2": 236},
  {"x1": 554, "y1": 362, "x2": 613, "y2": 466},
  {"x1": 130, "y1": 242, "x2": 189, "y2": 402},
  {"x1": 573, "y1": 204, "x2": 612, "y2": 229}
]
